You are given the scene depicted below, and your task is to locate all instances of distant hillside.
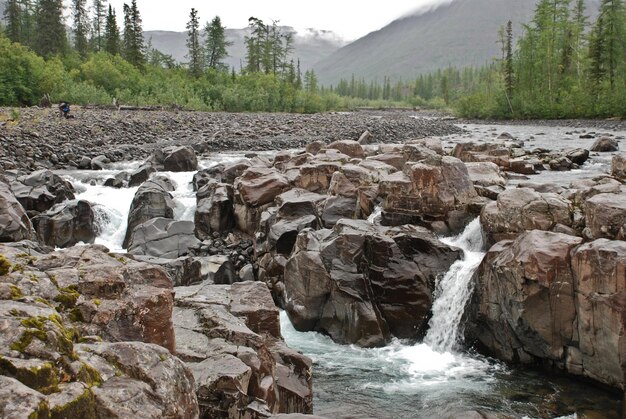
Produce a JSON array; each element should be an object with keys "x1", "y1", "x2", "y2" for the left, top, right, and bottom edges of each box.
[
  {"x1": 145, "y1": 27, "x2": 346, "y2": 72},
  {"x1": 314, "y1": 0, "x2": 600, "y2": 85}
]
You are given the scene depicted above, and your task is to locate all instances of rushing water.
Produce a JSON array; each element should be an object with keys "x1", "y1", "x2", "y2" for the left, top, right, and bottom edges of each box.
[{"x1": 55, "y1": 135, "x2": 623, "y2": 418}]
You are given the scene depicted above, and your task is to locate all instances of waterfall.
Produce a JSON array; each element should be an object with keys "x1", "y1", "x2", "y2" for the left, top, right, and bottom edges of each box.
[{"x1": 424, "y1": 218, "x2": 486, "y2": 352}]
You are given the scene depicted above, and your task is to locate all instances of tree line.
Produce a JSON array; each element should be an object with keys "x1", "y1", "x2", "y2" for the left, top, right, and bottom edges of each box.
[{"x1": 1, "y1": 1, "x2": 402, "y2": 112}]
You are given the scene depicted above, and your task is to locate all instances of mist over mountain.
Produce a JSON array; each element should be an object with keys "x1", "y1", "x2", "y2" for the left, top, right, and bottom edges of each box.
[
  {"x1": 314, "y1": 0, "x2": 600, "y2": 85},
  {"x1": 146, "y1": 27, "x2": 347, "y2": 72}
]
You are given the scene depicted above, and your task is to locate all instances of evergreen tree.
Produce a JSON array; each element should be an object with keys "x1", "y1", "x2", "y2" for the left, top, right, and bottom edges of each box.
[
  {"x1": 4, "y1": 0, "x2": 21, "y2": 43},
  {"x1": 122, "y1": 0, "x2": 144, "y2": 67},
  {"x1": 18, "y1": 0, "x2": 34, "y2": 46},
  {"x1": 34, "y1": 0, "x2": 67, "y2": 57},
  {"x1": 245, "y1": 17, "x2": 265, "y2": 72},
  {"x1": 72, "y1": 0, "x2": 89, "y2": 56},
  {"x1": 103, "y1": 4, "x2": 119, "y2": 55},
  {"x1": 186, "y1": 8, "x2": 203, "y2": 77},
  {"x1": 504, "y1": 20, "x2": 514, "y2": 102},
  {"x1": 591, "y1": 0, "x2": 626, "y2": 88},
  {"x1": 91, "y1": 0, "x2": 107, "y2": 51},
  {"x1": 205, "y1": 16, "x2": 231, "y2": 70}
]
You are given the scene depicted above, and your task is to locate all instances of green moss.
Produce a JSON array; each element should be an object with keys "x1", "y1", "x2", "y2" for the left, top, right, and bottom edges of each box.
[
  {"x1": 50, "y1": 388, "x2": 96, "y2": 419},
  {"x1": 53, "y1": 286, "x2": 80, "y2": 310},
  {"x1": 11, "y1": 315, "x2": 78, "y2": 359},
  {"x1": 10, "y1": 285, "x2": 23, "y2": 300},
  {"x1": 35, "y1": 297, "x2": 53, "y2": 308},
  {"x1": 10, "y1": 329, "x2": 48, "y2": 353},
  {"x1": 76, "y1": 362, "x2": 102, "y2": 387},
  {"x1": 30, "y1": 274, "x2": 39, "y2": 282},
  {"x1": 12, "y1": 263, "x2": 25, "y2": 273},
  {"x1": 16, "y1": 253, "x2": 37, "y2": 265},
  {"x1": 116, "y1": 256, "x2": 128, "y2": 265},
  {"x1": 68, "y1": 308, "x2": 84, "y2": 322},
  {"x1": 48, "y1": 274, "x2": 58, "y2": 287},
  {"x1": 0, "y1": 255, "x2": 11, "y2": 276},
  {"x1": 92, "y1": 299, "x2": 101, "y2": 306},
  {"x1": 28, "y1": 400, "x2": 51, "y2": 419}
]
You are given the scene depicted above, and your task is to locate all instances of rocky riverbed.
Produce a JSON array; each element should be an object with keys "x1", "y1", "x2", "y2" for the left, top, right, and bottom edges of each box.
[
  {"x1": 0, "y1": 107, "x2": 462, "y2": 172},
  {"x1": 0, "y1": 109, "x2": 625, "y2": 418}
]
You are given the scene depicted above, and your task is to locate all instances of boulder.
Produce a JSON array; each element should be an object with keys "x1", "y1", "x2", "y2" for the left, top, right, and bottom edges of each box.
[
  {"x1": 31, "y1": 200, "x2": 97, "y2": 248},
  {"x1": 150, "y1": 146, "x2": 198, "y2": 172},
  {"x1": 0, "y1": 181, "x2": 33, "y2": 242},
  {"x1": 193, "y1": 166, "x2": 223, "y2": 191},
  {"x1": 103, "y1": 172, "x2": 127, "y2": 188},
  {"x1": 565, "y1": 148, "x2": 590, "y2": 166},
  {"x1": 466, "y1": 231, "x2": 583, "y2": 363},
  {"x1": 235, "y1": 167, "x2": 291, "y2": 207},
  {"x1": 326, "y1": 140, "x2": 365, "y2": 159},
  {"x1": 174, "y1": 281, "x2": 313, "y2": 416},
  {"x1": 321, "y1": 196, "x2": 357, "y2": 228},
  {"x1": 90, "y1": 155, "x2": 110, "y2": 170},
  {"x1": 590, "y1": 137, "x2": 619, "y2": 152},
  {"x1": 284, "y1": 220, "x2": 460, "y2": 347},
  {"x1": 481, "y1": 188, "x2": 574, "y2": 245},
  {"x1": 128, "y1": 164, "x2": 156, "y2": 187},
  {"x1": 612, "y1": 153, "x2": 626, "y2": 181},
  {"x1": 122, "y1": 176, "x2": 175, "y2": 249},
  {"x1": 465, "y1": 162, "x2": 506, "y2": 188},
  {"x1": 584, "y1": 193, "x2": 626, "y2": 240},
  {"x1": 571, "y1": 239, "x2": 626, "y2": 388},
  {"x1": 305, "y1": 141, "x2": 324, "y2": 155},
  {"x1": 466, "y1": 232, "x2": 626, "y2": 390},
  {"x1": 292, "y1": 162, "x2": 341, "y2": 193},
  {"x1": 402, "y1": 143, "x2": 438, "y2": 163},
  {"x1": 195, "y1": 182, "x2": 235, "y2": 240},
  {"x1": 127, "y1": 218, "x2": 201, "y2": 259},
  {"x1": 11, "y1": 170, "x2": 75, "y2": 214},
  {"x1": 549, "y1": 156, "x2": 573, "y2": 171}
]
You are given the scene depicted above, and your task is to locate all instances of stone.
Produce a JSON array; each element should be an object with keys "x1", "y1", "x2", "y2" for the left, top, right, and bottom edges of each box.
[
  {"x1": 90, "y1": 155, "x2": 110, "y2": 170},
  {"x1": 465, "y1": 162, "x2": 506, "y2": 188},
  {"x1": 549, "y1": 156, "x2": 573, "y2": 171},
  {"x1": 31, "y1": 200, "x2": 97, "y2": 248},
  {"x1": 358, "y1": 130, "x2": 372, "y2": 145},
  {"x1": 284, "y1": 220, "x2": 460, "y2": 347},
  {"x1": 195, "y1": 182, "x2": 235, "y2": 240},
  {"x1": 590, "y1": 137, "x2": 619, "y2": 152},
  {"x1": 11, "y1": 170, "x2": 75, "y2": 214},
  {"x1": 612, "y1": 153, "x2": 626, "y2": 181},
  {"x1": 321, "y1": 196, "x2": 356, "y2": 228},
  {"x1": 122, "y1": 175, "x2": 175, "y2": 249},
  {"x1": 466, "y1": 231, "x2": 583, "y2": 363},
  {"x1": 157, "y1": 146, "x2": 198, "y2": 172},
  {"x1": 305, "y1": 141, "x2": 324, "y2": 155},
  {"x1": 128, "y1": 164, "x2": 156, "y2": 187},
  {"x1": 481, "y1": 188, "x2": 574, "y2": 245},
  {"x1": 565, "y1": 148, "x2": 590, "y2": 166},
  {"x1": 584, "y1": 193, "x2": 626, "y2": 240},
  {"x1": 326, "y1": 140, "x2": 365, "y2": 159},
  {"x1": 128, "y1": 218, "x2": 201, "y2": 259},
  {"x1": 235, "y1": 167, "x2": 291, "y2": 207},
  {"x1": 0, "y1": 181, "x2": 33, "y2": 242}
]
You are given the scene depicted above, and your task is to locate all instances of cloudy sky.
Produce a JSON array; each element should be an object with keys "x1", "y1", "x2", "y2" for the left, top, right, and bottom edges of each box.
[{"x1": 98, "y1": 0, "x2": 451, "y2": 40}]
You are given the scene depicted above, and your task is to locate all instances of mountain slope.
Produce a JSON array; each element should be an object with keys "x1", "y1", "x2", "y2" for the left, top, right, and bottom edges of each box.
[
  {"x1": 314, "y1": 0, "x2": 599, "y2": 85},
  {"x1": 146, "y1": 27, "x2": 346, "y2": 72}
]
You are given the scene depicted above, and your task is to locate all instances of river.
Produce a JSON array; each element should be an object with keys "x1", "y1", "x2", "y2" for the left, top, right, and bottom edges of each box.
[{"x1": 56, "y1": 120, "x2": 624, "y2": 418}]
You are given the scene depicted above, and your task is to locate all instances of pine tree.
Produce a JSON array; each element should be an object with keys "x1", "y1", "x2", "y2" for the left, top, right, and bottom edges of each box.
[
  {"x1": 18, "y1": 0, "x2": 34, "y2": 46},
  {"x1": 205, "y1": 16, "x2": 232, "y2": 70},
  {"x1": 72, "y1": 0, "x2": 89, "y2": 56},
  {"x1": 4, "y1": 0, "x2": 21, "y2": 43},
  {"x1": 91, "y1": 0, "x2": 107, "y2": 51},
  {"x1": 186, "y1": 8, "x2": 203, "y2": 77},
  {"x1": 245, "y1": 17, "x2": 265, "y2": 72},
  {"x1": 34, "y1": 0, "x2": 67, "y2": 57},
  {"x1": 122, "y1": 0, "x2": 144, "y2": 67},
  {"x1": 504, "y1": 20, "x2": 515, "y2": 101},
  {"x1": 103, "y1": 4, "x2": 119, "y2": 55}
]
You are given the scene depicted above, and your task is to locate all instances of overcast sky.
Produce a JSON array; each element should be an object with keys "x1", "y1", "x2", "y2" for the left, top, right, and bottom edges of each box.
[{"x1": 96, "y1": 0, "x2": 451, "y2": 40}]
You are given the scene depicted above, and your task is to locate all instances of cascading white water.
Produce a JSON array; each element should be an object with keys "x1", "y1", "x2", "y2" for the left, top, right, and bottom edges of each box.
[
  {"x1": 367, "y1": 205, "x2": 383, "y2": 224},
  {"x1": 424, "y1": 218, "x2": 486, "y2": 351}
]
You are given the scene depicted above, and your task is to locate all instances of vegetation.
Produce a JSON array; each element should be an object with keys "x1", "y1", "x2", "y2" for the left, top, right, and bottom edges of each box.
[{"x1": 1, "y1": 0, "x2": 624, "y2": 117}]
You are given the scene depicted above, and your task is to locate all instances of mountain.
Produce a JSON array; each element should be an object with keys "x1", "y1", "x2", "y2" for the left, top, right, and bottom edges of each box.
[
  {"x1": 145, "y1": 27, "x2": 346, "y2": 72},
  {"x1": 314, "y1": 0, "x2": 600, "y2": 85}
]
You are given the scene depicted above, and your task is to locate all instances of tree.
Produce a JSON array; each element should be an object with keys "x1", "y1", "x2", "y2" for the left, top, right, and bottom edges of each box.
[
  {"x1": 122, "y1": 0, "x2": 144, "y2": 67},
  {"x1": 4, "y1": 0, "x2": 21, "y2": 43},
  {"x1": 34, "y1": 0, "x2": 67, "y2": 58},
  {"x1": 186, "y1": 8, "x2": 203, "y2": 77},
  {"x1": 103, "y1": 4, "x2": 119, "y2": 55},
  {"x1": 91, "y1": 0, "x2": 107, "y2": 51},
  {"x1": 503, "y1": 20, "x2": 514, "y2": 105},
  {"x1": 72, "y1": 0, "x2": 89, "y2": 56},
  {"x1": 205, "y1": 16, "x2": 231, "y2": 70}
]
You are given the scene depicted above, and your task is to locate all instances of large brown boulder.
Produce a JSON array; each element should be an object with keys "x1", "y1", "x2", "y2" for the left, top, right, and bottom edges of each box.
[
  {"x1": 590, "y1": 137, "x2": 619, "y2": 152},
  {"x1": 195, "y1": 182, "x2": 235, "y2": 240},
  {"x1": 174, "y1": 281, "x2": 313, "y2": 417},
  {"x1": 31, "y1": 200, "x2": 97, "y2": 248},
  {"x1": 127, "y1": 218, "x2": 201, "y2": 259},
  {"x1": 612, "y1": 153, "x2": 626, "y2": 181},
  {"x1": 571, "y1": 239, "x2": 626, "y2": 388},
  {"x1": 481, "y1": 188, "x2": 574, "y2": 245},
  {"x1": 123, "y1": 175, "x2": 176, "y2": 248},
  {"x1": 466, "y1": 231, "x2": 582, "y2": 363},
  {"x1": 11, "y1": 170, "x2": 75, "y2": 214},
  {"x1": 0, "y1": 181, "x2": 33, "y2": 242},
  {"x1": 325, "y1": 140, "x2": 365, "y2": 159},
  {"x1": 380, "y1": 155, "x2": 477, "y2": 233},
  {"x1": 284, "y1": 219, "x2": 460, "y2": 347},
  {"x1": 235, "y1": 167, "x2": 291, "y2": 207},
  {"x1": 584, "y1": 193, "x2": 626, "y2": 240},
  {"x1": 150, "y1": 146, "x2": 198, "y2": 172}
]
